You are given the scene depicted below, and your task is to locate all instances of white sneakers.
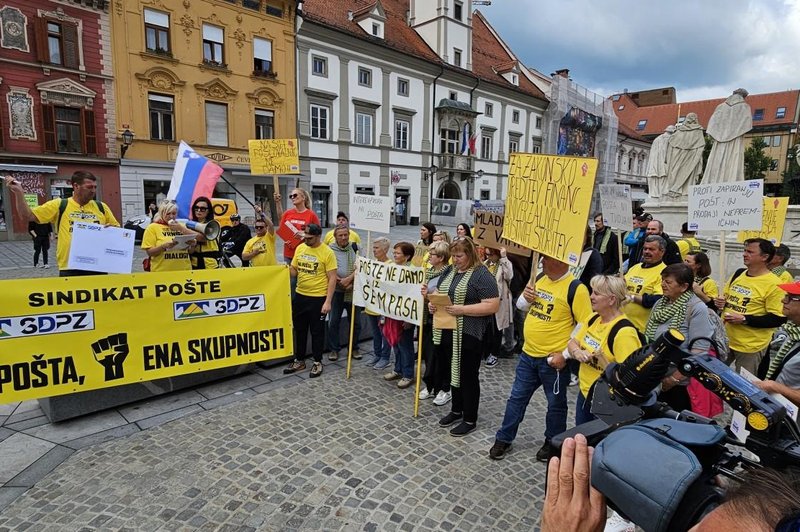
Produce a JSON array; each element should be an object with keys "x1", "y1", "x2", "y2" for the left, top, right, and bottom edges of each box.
[
  {"x1": 433, "y1": 390, "x2": 452, "y2": 406},
  {"x1": 419, "y1": 389, "x2": 433, "y2": 400},
  {"x1": 604, "y1": 511, "x2": 635, "y2": 532}
]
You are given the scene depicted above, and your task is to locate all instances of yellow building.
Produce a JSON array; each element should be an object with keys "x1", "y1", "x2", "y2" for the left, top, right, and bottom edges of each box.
[{"x1": 111, "y1": 0, "x2": 297, "y2": 222}]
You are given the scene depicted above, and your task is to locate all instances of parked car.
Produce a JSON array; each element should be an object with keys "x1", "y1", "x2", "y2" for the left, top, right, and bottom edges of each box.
[{"x1": 124, "y1": 216, "x2": 151, "y2": 244}]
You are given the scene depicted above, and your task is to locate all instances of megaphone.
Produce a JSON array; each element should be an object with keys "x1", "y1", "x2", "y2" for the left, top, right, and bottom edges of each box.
[{"x1": 175, "y1": 219, "x2": 221, "y2": 240}]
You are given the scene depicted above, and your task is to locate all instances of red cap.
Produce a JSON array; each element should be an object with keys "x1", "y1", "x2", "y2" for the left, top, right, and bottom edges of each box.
[{"x1": 778, "y1": 281, "x2": 800, "y2": 295}]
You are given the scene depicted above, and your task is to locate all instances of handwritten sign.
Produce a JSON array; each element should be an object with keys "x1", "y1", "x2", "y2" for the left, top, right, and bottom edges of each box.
[
  {"x1": 248, "y1": 139, "x2": 300, "y2": 175},
  {"x1": 24, "y1": 194, "x2": 39, "y2": 208},
  {"x1": 352, "y1": 257, "x2": 425, "y2": 325},
  {"x1": 737, "y1": 197, "x2": 789, "y2": 245},
  {"x1": 503, "y1": 154, "x2": 597, "y2": 265},
  {"x1": 473, "y1": 210, "x2": 532, "y2": 257},
  {"x1": 598, "y1": 184, "x2": 632, "y2": 229},
  {"x1": 688, "y1": 180, "x2": 763, "y2": 231},
  {"x1": 350, "y1": 194, "x2": 391, "y2": 234}
]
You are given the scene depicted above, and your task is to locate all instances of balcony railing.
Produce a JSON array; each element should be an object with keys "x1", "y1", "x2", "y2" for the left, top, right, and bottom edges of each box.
[{"x1": 437, "y1": 153, "x2": 474, "y2": 173}]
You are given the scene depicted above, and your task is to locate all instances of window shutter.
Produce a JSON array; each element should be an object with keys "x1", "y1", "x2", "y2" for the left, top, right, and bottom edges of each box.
[
  {"x1": 34, "y1": 16, "x2": 49, "y2": 62},
  {"x1": 42, "y1": 104, "x2": 56, "y2": 152},
  {"x1": 82, "y1": 109, "x2": 96, "y2": 155},
  {"x1": 62, "y1": 22, "x2": 79, "y2": 69}
]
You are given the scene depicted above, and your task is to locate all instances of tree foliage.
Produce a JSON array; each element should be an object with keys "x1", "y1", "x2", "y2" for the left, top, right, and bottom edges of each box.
[
  {"x1": 744, "y1": 137, "x2": 771, "y2": 180},
  {"x1": 782, "y1": 148, "x2": 800, "y2": 204}
]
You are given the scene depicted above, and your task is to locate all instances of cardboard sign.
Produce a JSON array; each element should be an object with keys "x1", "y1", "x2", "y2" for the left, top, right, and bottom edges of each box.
[
  {"x1": 737, "y1": 197, "x2": 789, "y2": 245},
  {"x1": 248, "y1": 139, "x2": 300, "y2": 175},
  {"x1": 352, "y1": 257, "x2": 425, "y2": 326},
  {"x1": 688, "y1": 180, "x2": 763, "y2": 231},
  {"x1": 503, "y1": 154, "x2": 598, "y2": 265},
  {"x1": 472, "y1": 210, "x2": 532, "y2": 257},
  {"x1": 598, "y1": 184, "x2": 633, "y2": 229},
  {"x1": 350, "y1": 194, "x2": 391, "y2": 234}
]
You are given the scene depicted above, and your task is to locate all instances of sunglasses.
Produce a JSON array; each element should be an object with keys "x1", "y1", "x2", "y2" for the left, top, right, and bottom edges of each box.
[
  {"x1": 255, "y1": 225, "x2": 266, "y2": 229},
  {"x1": 289, "y1": 193, "x2": 299, "y2": 199},
  {"x1": 193, "y1": 206, "x2": 208, "y2": 211}
]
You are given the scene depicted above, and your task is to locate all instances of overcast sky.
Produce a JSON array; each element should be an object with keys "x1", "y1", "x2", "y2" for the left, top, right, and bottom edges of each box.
[{"x1": 485, "y1": 0, "x2": 800, "y2": 102}]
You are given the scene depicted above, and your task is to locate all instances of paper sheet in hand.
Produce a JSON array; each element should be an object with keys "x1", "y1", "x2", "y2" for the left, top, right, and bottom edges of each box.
[
  {"x1": 427, "y1": 292, "x2": 456, "y2": 330},
  {"x1": 172, "y1": 234, "x2": 196, "y2": 250},
  {"x1": 67, "y1": 222, "x2": 135, "y2": 274}
]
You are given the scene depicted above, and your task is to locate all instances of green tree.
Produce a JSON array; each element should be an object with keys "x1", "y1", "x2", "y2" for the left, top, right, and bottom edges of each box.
[
  {"x1": 782, "y1": 148, "x2": 800, "y2": 204},
  {"x1": 744, "y1": 137, "x2": 771, "y2": 180}
]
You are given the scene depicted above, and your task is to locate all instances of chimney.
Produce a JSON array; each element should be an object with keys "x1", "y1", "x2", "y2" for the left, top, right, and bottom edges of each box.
[{"x1": 555, "y1": 68, "x2": 570, "y2": 78}]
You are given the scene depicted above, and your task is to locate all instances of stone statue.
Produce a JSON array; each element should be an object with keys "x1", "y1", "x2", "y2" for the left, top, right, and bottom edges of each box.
[
  {"x1": 665, "y1": 113, "x2": 704, "y2": 199},
  {"x1": 702, "y1": 88, "x2": 752, "y2": 184},
  {"x1": 645, "y1": 125, "x2": 676, "y2": 200}
]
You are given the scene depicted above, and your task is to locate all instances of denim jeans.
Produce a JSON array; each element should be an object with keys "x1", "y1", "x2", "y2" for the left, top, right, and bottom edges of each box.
[
  {"x1": 496, "y1": 354, "x2": 569, "y2": 443},
  {"x1": 575, "y1": 391, "x2": 596, "y2": 426},
  {"x1": 368, "y1": 314, "x2": 390, "y2": 360},
  {"x1": 394, "y1": 326, "x2": 415, "y2": 379},
  {"x1": 327, "y1": 291, "x2": 362, "y2": 353}
]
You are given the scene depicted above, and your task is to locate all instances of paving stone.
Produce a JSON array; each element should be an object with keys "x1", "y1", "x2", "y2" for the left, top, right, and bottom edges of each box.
[
  {"x1": 0, "y1": 433, "x2": 55, "y2": 483},
  {"x1": 6, "y1": 445, "x2": 74, "y2": 488},
  {"x1": 21, "y1": 411, "x2": 128, "y2": 444}
]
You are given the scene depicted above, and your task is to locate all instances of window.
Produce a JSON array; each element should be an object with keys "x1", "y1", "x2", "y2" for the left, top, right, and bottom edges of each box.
[
  {"x1": 511, "y1": 73, "x2": 518, "y2": 86},
  {"x1": 266, "y1": 5, "x2": 283, "y2": 17},
  {"x1": 47, "y1": 22, "x2": 63, "y2": 64},
  {"x1": 394, "y1": 119, "x2": 409, "y2": 150},
  {"x1": 37, "y1": 18, "x2": 79, "y2": 68},
  {"x1": 512, "y1": 110, "x2": 520, "y2": 124},
  {"x1": 253, "y1": 37, "x2": 272, "y2": 75},
  {"x1": 485, "y1": 102, "x2": 493, "y2": 117},
  {"x1": 449, "y1": 91, "x2": 457, "y2": 101},
  {"x1": 312, "y1": 55, "x2": 327, "y2": 77},
  {"x1": 144, "y1": 9, "x2": 170, "y2": 54},
  {"x1": 480, "y1": 135, "x2": 492, "y2": 159},
  {"x1": 205, "y1": 102, "x2": 228, "y2": 146},
  {"x1": 397, "y1": 78, "x2": 409, "y2": 97},
  {"x1": 310, "y1": 104, "x2": 329, "y2": 139},
  {"x1": 453, "y1": 48, "x2": 462, "y2": 67},
  {"x1": 255, "y1": 109, "x2": 274, "y2": 139},
  {"x1": 618, "y1": 105, "x2": 625, "y2": 110},
  {"x1": 636, "y1": 119, "x2": 647, "y2": 131},
  {"x1": 41, "y1": 104, "x2": 95, "y2": 154},
  {"x1": 372, "y1": 23, "x2": 379, "y2": 36},
  {"x1": 773, "y1": 135, "x2": 782, "y2": 147},
  {"x1": 508, "y1": 136, "x2": 519, "y2": 155},
  {"x1": 440, "y1": 127, "x2": 459, "y2": 154},
  {"x1": 148, "y1": 93, "x2": 174, "y2": 141},
  {"x1": 776, "y1": 107, "x2": 787, "y2": 119},
  {"x1": 202, "y1": 24, "x2": 224, "y2": 65},
  {"x1": 753, "y1": 108, "x2": 764, "y2": 121},
  {"x1": 770, "y1": 159, "x2": 779, "y2": 171},
  {"x1": 535, "y1": 116, "x2": 542, "y2": 129},
  {"x1": 54, "y1": 107, "x2": 82, "y2": 153},
  {"x1": 480, "y1": 189, "x2": 490, "y2": 201},
  {"x1": 242, "y1": 0, "x2": 260, "y2": 10},
  {"x1": 531, "y1": 144, "x2": 541, "y2": 154},
  {"x1": 454, "y1": 1, "x2": 463, "y2": 21},
  {"x1": 358, "y1": 67, "x2": 372, "y2": 87},
  {"x1": 355, "y1": 112, "x2": 373, "y2": 145}
]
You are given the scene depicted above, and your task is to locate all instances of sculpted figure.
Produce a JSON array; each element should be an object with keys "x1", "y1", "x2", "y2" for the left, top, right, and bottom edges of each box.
[
  {"x1": 645, "y1": 125, "x2": 676, "y2": 200},
  {"x1": 665, "y1": 113, "x2": 704, "y2": 199},
  {"x1": 702, "y1": 88, "x2": 752, "y2": 184}
]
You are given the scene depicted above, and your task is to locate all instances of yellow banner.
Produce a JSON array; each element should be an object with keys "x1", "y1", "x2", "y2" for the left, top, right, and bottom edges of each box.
[
  {"x1": 503, "y1": 154, "x2": 598, "y2": 265},
  {"x1": 0, "y1": 267, "x2": 293, "y2": 404},
  {"x1": 737, "y1": 197, "x2": 789, "y2": 245},
  {"x1": 248, "y1": 138, "x2": 300, "y2": 175}
]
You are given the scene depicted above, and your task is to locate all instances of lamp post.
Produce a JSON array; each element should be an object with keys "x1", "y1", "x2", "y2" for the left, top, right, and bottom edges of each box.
[
  {"x1": 120, "y1": 129, "x2": 134, "y2": 158},
  {"x1": 427, "y1": 163, "x2": 438, "y2": 221}
]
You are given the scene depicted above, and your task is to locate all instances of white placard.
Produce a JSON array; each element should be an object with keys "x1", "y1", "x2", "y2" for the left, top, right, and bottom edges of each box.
[
  {"x1": 688, "y1": 179, "x2": 763, "y2": 231},
  {"x1": 67, "y1": 222, "x2": 136, "y2": 274},
  {"x1": 350, "y1": 194, "x2": 391, "y2": 234},
  {"x1": 598, "y1": 184, "x2": 632, "y2": 229},
  {"x1": 352, "y1": 256, "x2": 424, "y2": 325}
]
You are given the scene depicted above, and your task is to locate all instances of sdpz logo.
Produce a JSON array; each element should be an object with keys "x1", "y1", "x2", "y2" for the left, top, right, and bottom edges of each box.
[
  {"x1": 173, "y1": 295, "x2": 265, "y2": 320},
  {"x1": 0, "y1": 311, "x2": 95, "y2": 339}
]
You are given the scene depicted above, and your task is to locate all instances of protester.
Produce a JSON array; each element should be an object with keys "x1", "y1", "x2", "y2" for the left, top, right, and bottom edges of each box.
[
  {"x1": 685, "y1": 251, "x2": 719, "y2": 307},
  {"x1": 28, "y1": 220, "x2": 52, "y2": 269},
  {"x1": 489, "y1": 254, "x2": 591, "y2": 460},
  {"x1": 429, "y1": 238, "x2": 499, "y2": 436},
  {"x1": 241, "y1": 215, "x2": 276, "y2": 267},
  {"x1": 221, "y1": 213, "x2": 252, "y2": 266},
  {"x1": 189, "y1": 196, "x2": 219, "y2": 270},
  {"x1": 284, "y1": 223, "x2": 337, "y2": 378},
  {"x1": 483, "y1": 247, "x2": 514, "y2": 367},
  {"x1": 623, "y1": 235, "x2": 667, "y2": 333},
  {"x1": 419, "y1": 222, "x2": 437, "y2": 246},
  {"x1": 622, "y1": 212, "x2": 650, "y2": 267},
  {"x1": 142, "y1": 200, "x2": 196, "y2": 272},
  {"x1": 420, "y1": 240, "x2": 451, "y2": 403},
  {"x1": 677, "y1": 222, "x2": 701, "y2": 259},
  {"x1": 381, "y1": 242, "x2": 418, "y2": 389},
  {"x1": 507, "y1": 253, "x2": 534, "y2": 355},
  {"x1": 770, "y1": 244, "x2": 793, "y2": 284},
  {"x1": 456, "y1": 223, "x2": 472, "y2": 240},
  {"x1": 432, "y1": 230, "x2": 451, "y2": 244},
  {"x1": 275, "y1": 187, "x2": 320, "y2": 263},
  {"x1": 4, "y1": 172, "x2": 119, "y2": 276},
  {"x1": 579, "y1": 225, "x2": 604, "y2": 293},
  {"x1": 326, "y1": 225, "x2": 362, "y2": 361},
  {"x1": 364, "y1": 237, "x2": 392, "y2": 370},
  {"x1": 592, "y1": 212, "x2": 619, "y2": 274},
  {"x1": 323, "y1": 212, "x2": 361, "y2": 246},
  {"x1": 630, "y1": 220, "x2": 681, "y2": 268},
  {"x1": 755, "y1": 280, "x2": 800, "y2": 407},
  {"x1": 147, "y1": 202, "x2": 158, "y2": 220},
  {"x1": 716, "y1": 238, "x2": 786, "y2": 374}
]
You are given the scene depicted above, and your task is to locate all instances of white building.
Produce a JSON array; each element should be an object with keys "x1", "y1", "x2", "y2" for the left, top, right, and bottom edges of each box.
[{"x1": 297, "y1": 0, "x2": 549, "y2": 226}]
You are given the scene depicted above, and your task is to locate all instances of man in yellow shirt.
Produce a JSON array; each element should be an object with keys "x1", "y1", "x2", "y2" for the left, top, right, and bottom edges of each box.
[
  {"x1": 677, "y1": 222, "x2": 702, "y2": 259},
  {"x1": 489, "y1": 255, "x2": 592, "y2": 462},
  {"x1": 284, "y1": 224, "x2": 337, "y2": 378},
  {"x1": 5, "y1": 172, "x2": 119, "y2": 276},
  {"x1": 716, "y1": 238, "x2": 786, "y2": 374},
  {"x1": 624, "y1": 235, "x2": 667, "y2": 333},
  {"x1": 322, "y1": 212, "x2": 361, "y2": 246},
  {"x1": 242, "y1": 216, "x2": 276, "y2": 267}
]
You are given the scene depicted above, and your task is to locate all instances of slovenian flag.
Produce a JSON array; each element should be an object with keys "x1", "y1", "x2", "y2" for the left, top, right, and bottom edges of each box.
[
  {"x1": 461, "y1": 123, "x2": 471, "y2": 155},
  {"x1": 167, "y1": 141, "x2": 224, "y2": 218}
]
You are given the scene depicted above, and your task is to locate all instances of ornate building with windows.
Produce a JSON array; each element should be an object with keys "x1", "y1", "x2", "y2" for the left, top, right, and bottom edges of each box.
[
  {"x1": 111, "y1": 0, "x2": 297, "y2": 222},
  {"x1": 0, "y1": 0, "x2": 119, "y2": 240}
]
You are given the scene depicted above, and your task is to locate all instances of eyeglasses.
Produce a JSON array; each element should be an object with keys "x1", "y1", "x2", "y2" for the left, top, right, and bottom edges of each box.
[
  {"x1": 289, "y1": 193, "x2": 299, "y2": 199},
  {"x1": 782, "y1": 295, "x2": 800, "y2": 303},
  {"x1": 193, "y1": 206, "x2": 208, "y2": 211},
  {"x1": 255, "y1": 225, "x2": 266, "y2": 229}
]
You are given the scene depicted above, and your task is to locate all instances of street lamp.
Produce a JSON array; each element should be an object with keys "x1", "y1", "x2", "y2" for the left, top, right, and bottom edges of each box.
[{"x1": 120, "y1": 129, "x2": 134, "y2": 158}]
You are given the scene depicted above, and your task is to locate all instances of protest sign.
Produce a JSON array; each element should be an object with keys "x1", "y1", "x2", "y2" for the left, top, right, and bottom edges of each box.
[
  {"x1": 353, "y1": 257, "x2": 424, "y2": 326},
  {"x1": 248, "y1": 139, "x2": 300, "y2": 175},
  {"x1": 688, "y1": 180, "x2": 763, "y2": 231},
  {"x1": 737, "y1": 197, "x2": 789, "y2": 245},
  {"x1": 0, "y1": 267, "x2": 293, "y2": 404},
  {"x1": 67, "y1": 223, "x2": 136, "y2": 274},
  {"x1": 472, "y1": 210, "x2": 532, "y2": 257},
  {"x1": 503, "y1": 154, "x2": 598, "y2": 265},
  {"x1": 598, "y1": 184, "x2": 633, "y2": 229},
  {"x1": 350, "y1": 194, "x2": 391, "y2": 233}
]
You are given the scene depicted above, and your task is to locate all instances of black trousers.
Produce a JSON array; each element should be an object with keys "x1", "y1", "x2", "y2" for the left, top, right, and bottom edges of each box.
[
  {"x1": 33, "y1": 236, "x2": 49, "y2": 265},
  {"x1": 440, "y1": 332, "x2": 482, "y2": 423},
  {"x1": 293, "y1": 293, "x2": 326, "y2": 363}
]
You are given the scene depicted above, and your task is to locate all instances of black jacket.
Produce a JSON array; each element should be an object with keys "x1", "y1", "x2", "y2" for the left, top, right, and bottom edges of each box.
[{"x1": 592, "y1": 227, "x2": 620, "y2": 274}]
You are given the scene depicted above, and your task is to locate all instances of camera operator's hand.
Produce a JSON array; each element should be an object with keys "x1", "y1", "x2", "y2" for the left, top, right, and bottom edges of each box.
[{"x1": 541, "y1": 434, "x2": 606, "y2": 532}]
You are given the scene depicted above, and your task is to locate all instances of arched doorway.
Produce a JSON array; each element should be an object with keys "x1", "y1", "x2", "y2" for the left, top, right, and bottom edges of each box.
[{"x1": 437, "y1": 180, "x2": 461, "y2": 199}]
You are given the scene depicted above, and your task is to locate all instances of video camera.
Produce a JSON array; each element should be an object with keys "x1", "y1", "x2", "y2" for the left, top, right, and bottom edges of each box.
[{"x1": 552, "y1": 329, "x2": 800, "y2": 531}]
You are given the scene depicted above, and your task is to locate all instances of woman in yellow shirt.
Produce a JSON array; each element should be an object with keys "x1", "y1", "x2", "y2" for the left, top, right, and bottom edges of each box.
[
  {"x1": 141, "y1": 201, "x2": 196, "y2": 272},
  {"x1": 685, "y1": 251, "x2": 719, "y2": 304}
]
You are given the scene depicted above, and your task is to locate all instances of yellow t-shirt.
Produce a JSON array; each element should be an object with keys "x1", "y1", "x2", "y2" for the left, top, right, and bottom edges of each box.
[
  {"x1": 698, "y1": 277, "x2": 719, "y2": 300},
  {"x1": 244, "y1": 234, "x2": 277, "y2": 267},
  {"x1": 32, "y1": 197, "x2": 120, "y2": 270},
  {"x1": 624, "y1": 262, "x2": 667, "y2": 332},
  {"x1": 191, "y1": 238, "x2": 219, "y2": 270},
  {"x1": 141, "y1": 223, "x2": 192, "y2": 272},
  {"x1": 576, "y1": 314, "x2": 643, "y2": 397},
  {"x1": 723, "y1": 270, "x2": 785, "y2": 352},
  {"x1": 522, "y1": 274, "x2": 592, "y2": 357},
  {"x1": 677, "y1": 237, "x2": 701, "y2": 259},
  {"x1": 292, "y1": 243, "x2": 337, "y2": 297},
  {"x1": 775, "y1": 269, "x2": 793, "y2": 284},
  {"x1": 323, "y1": 229, "x2": 361, "y2": 246}
]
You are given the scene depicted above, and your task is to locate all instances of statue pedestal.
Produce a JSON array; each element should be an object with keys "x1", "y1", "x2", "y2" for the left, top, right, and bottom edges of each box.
[{"x1": 642, "y1": 200, "x2": 689, "y2": 236}]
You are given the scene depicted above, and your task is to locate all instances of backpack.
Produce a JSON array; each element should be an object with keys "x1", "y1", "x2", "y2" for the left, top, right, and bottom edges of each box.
[
  {"x1": 57, "y1": 198, "x2": 106, "y2": 229},
  {"x1": 587, "y1": 314, "x2": 645, "y2": 355},
  {"x1": 693, "y1": 300, "x2": 730, "y2": 362}
]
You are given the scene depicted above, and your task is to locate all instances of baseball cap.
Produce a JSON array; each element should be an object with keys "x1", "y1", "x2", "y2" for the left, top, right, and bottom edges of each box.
[
  {"x1": 230, "y1": 213, "x2": 241, "y2": 221},
  {"x1": 636, "y1": 213, "x2": 653, "y2": 222},
  {"x1": 305, "y1": 223, "x2": 322, "y2": 236},
  {"x1": 779, "y1": 281, "x2": 800, "y2": 295}
]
